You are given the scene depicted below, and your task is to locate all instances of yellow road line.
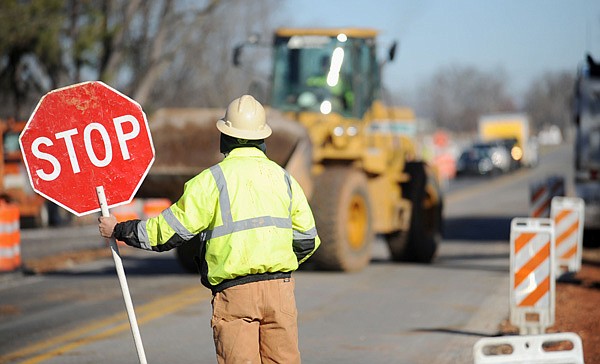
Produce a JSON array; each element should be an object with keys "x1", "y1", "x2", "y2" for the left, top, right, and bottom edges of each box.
[{"x1": 1, "y1": 285, "x2": 211, "y2": 363}]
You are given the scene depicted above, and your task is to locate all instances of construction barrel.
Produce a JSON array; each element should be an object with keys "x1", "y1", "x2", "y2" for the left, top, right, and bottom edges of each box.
[{"x1": 0, "y1": 203, "x2": 21, "y2": 272}]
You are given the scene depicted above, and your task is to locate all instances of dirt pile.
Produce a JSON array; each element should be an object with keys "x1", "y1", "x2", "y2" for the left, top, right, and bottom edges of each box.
[
  {"x1": 499, "y1": 247, "x2": 600, "y2": 362},
  {"x1": 549, "y1": 249, "x2": 600, "y2": 363}
]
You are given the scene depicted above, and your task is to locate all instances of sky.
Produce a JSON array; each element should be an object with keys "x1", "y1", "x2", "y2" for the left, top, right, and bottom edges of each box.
[{"x1": 279, "y1": 0, "x2": 600, "y2": 101}]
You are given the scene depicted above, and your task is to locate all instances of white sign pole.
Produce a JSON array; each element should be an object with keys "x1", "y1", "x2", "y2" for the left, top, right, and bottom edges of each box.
[{"x1": 96, "y1": 186, "x2": 148, "y2": 364}]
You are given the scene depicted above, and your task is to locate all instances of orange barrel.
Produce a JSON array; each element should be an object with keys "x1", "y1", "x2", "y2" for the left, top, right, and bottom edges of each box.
[
  {"x1": 111, "y1": 199, "x2": 142, "y2": 247},
  {"x1": 142, "y1": 198, "x2": 171, "y2": 219},
  {"x1": 0, "y1": 204, "x2": 20, "y2": 272},
  {"x1": 433, "y1": 152, "x2": 457, "y2": 181},
  {"x1": 112, "y1": 199, "x2": 142, "y2": 222}
]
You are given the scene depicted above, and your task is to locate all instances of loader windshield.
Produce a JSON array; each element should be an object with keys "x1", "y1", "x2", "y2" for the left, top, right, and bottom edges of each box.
[{"x1": 271, "y1": 32, "x2": 378, "y2": 119}]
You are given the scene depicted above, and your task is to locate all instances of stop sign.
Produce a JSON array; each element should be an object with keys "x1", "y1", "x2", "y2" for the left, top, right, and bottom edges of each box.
[{"x1": 19, "y1": 81, "x2": 155, "y2": 216}]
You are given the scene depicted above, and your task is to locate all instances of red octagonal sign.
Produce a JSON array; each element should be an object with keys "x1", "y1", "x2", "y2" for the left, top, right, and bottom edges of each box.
[{"x1": 19, "y1": 81, "x2": 155, "y2": 216}]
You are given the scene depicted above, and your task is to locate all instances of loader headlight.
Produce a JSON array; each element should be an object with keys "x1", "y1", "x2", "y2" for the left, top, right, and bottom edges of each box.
[
  {"x1": 332, "y1": 125, "x2": 351, "y2": 148},
  {"x1": 332, "y1": 126, "x2": 357, "y2": 137},
  {"x1": 333, "y1": 126, "x2": 344, "y2": 136},
  {"x1": 319, "y1": 100, "x2": 332, "y2": 114}
]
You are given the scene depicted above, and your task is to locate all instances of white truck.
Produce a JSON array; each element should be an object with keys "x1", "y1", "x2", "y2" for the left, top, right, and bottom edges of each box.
[
  {"x1": 478, "y1": 113, "x2": 539, "y2": 168},
  {"x1": 573, "y1": 54, "x2": 600, "y2": 231}
]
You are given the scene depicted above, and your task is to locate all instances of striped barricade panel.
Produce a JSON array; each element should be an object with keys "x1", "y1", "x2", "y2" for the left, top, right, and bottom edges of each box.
[
  {"x1": 551, "y1": 196, "x2": 585, "y2": 274},
  {"x1": 473, "y1": 332, "x2": 584, "y2": 364},
  {"x1": 548, "y1": 175, "x2": 565, "y2": 199},
  {"x1": 529, "y1": 176, "x2": 566, "y2": 218},
  {"x1": 509, "y1": 218, "x2": 555, "y2": 335},
  {"x1": 0, "y1": 204, "x2": 20, "y2": 272},
  {"x1": 529, "y1": 181, "x2": 551, "y2": 218}
]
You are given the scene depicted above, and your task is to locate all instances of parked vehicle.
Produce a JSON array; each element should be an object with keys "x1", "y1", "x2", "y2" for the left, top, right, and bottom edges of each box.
[
  {"x1": 478, "y1": 113, "x2": 538, "y2": 168},
  {"x1": 1, "y1": 119, "x2": 70, "y2": 227},
  {"x1": 573, "y1": 53, "x2": 600, "y2": 234},
  {"x1": 494, "y1": 138, "x2": 522, "y2": 171},
  {"x1": 456, "y1": 141, "x2": 511, "y2": 176}
]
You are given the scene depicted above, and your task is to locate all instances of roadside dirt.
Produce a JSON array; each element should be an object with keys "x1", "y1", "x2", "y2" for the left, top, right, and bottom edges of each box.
[
  {"x1": 22, "y1": 246, "x2": 113, "y2": 274},
  {"x1": 550, "y1": 248, "x2": 600, "y2": 363},
  {"x1": 500, "y1": 247, "x2": 600, "y2": 362}
]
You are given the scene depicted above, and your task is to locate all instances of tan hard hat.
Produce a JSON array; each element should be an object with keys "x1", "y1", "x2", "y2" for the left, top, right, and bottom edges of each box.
[{"x1": 216, "y1": 95, "x2": 272, "y2": 139}]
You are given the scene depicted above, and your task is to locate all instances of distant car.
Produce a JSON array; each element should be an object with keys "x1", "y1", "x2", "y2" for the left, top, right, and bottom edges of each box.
[
  {"x1": 493, "y1": 138, "x2": 522, "y2": 170},
  {"x1": 456, "y1": 142, "x2": 511, "y2": 176}
]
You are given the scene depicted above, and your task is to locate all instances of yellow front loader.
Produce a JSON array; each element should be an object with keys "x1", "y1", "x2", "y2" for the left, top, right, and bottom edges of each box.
[{"x1": 138, "y1": 28, "x2": 443, "y2": 272}]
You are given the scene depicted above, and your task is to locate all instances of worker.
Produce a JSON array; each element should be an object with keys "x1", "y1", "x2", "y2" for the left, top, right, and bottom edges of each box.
[
  {"x1": 306, "y1": 55, "x2": 354, "y2": 111},
  {"x1": 98, "y1": 94, "x2": 320, "y2": 363}
]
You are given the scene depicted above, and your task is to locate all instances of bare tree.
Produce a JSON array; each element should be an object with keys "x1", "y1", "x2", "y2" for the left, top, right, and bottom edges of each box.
[
  {"x1": 0, "y1": 0, "x2": 282, "y2": 118},
  {"x1": 96, "y1": 0, "x2": 227, "y2": 106},
  {"x1": 416, "y1": 65, "x2": 516, "y2": 132},
  {"x1": 523, "y1": 70, "x2": 575, "y2": 133},
  {"x1": 148, "y1": 0, "x2": 280, "y2": 109},
  {"x1": 0, "y1": 0, "x2": 64, "y2": 118}
]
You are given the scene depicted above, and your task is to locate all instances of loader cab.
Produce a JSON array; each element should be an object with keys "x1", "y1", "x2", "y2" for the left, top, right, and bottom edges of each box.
[{"x1": 270, "y1": 28, "x2": 381, "y2": 120}]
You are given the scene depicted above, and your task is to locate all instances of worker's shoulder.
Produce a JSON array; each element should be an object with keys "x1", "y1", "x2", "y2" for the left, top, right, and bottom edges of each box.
[{"x1": 185, "y1": 167, "x2": 218, "y2": 187}]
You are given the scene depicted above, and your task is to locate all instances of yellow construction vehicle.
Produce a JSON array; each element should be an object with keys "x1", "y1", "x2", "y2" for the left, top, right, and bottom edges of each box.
[
  {"x1": 0, "y1": 119, "x2": 72, "y2": 227},
  {"x1": 0, "y1": 119, "x2": 47, "y2": 226},
  {"x1": 138, "y1": 28, "x2": 443, "y2": 272}
]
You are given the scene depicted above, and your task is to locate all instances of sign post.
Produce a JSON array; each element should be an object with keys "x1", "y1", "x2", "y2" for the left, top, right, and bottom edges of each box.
[
  {"x1": 97, "y1": 186, "x2": 147, "y2": 364},
  {"x1": 19, "y1": 81, "x2": 154, "y2": 363}
]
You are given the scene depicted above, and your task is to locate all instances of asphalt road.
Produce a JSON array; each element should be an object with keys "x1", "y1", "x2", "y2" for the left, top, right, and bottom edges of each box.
[{"x1": 0, "y1": 143, "x2": 572, "y2": 364}]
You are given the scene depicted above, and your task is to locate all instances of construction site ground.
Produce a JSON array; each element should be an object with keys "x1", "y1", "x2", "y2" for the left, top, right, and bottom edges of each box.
[
  {"x1": 19, "y1": 240, "x2": 600, "y2": 362},
  {"x1": 551, "y1": 247, "x2": 600, "y2": 362}
]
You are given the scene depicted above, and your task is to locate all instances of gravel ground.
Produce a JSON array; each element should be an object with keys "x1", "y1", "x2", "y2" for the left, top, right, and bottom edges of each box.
[
  {"x1": 550, "y1": 248, "x2": 600, "y2": 363},
  {"x1": 499, "y1": 246, "x2": 600, "y2": 363}
]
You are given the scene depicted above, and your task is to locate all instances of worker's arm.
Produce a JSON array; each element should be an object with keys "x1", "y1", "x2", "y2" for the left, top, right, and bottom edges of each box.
[
  {"x1": 98, "y1": 215, "x2": 191, "y2": 252},
  {"x1": 289, "y1": 175, "x2": 320, "y2": 264},
  {"x1": 98, "y1": 170, "x2": 217, "y2": 252}
]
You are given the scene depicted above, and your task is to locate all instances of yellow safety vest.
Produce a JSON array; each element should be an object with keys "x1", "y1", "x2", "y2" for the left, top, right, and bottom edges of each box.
[{"x1": 139, "y1": 148, "x2": 320, "y2": 288}]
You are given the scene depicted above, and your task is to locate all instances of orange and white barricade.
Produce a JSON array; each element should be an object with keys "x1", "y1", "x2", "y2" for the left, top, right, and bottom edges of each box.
[
  {"x1": 529, "y1": 175, "x2": 565, "y2": 218},
  {"x1": 548, "y1": 175, "x2": 565, "y2": 199},
  {"x1": 0, "y1": 204, "x2": 20, "y2": 272},
  {"x1": 529, "y1": 181, "x2": 551, "y2": 218},
  {"x1": 112, "y1": 199, "x2": 143, "y2": 222},
  {"x1": 473, "y1": 332, "x2": 584, "y2": 364},
  {"x1": 551, "y1": 196, "x2": 585, "y2": 275},
  {"x1": 509, "y1": 218, "x2": 555, "y2": 335},
  {"x1": 142, "y1": 198, "x2": 171, "y2": 219}
]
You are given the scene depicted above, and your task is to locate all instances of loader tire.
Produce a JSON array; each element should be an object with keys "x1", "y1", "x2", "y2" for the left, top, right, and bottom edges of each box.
[
  {"x1": 310, "y1": 166, "x2": 373, "y2": 271},
  {"x1": 385, "y1": 230, "x2": 409, "y2": 262},
  {"x1": 387, "y1": 162, "x2": 441, "y2": 263}
]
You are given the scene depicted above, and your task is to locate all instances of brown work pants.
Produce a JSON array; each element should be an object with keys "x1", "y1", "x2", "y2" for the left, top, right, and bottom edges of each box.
[{"x1": 211, "y1": 277, "x2": 301, "y2": 364}]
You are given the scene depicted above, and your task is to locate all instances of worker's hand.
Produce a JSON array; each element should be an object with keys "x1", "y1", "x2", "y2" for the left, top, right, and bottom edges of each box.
[{"x1": 98, "y1": 215, "x2": 118, "y2": 238}]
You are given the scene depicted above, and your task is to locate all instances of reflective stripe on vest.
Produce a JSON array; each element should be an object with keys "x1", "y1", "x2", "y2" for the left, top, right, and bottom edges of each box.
[
  {"x1": 139, "y1": 163, "x2": 317, "y2": 247},
  {"x1": 138, "y1": 205, "x2": 200, "y2": 248},
  {"x1": 204, "y1": 164, "x2": 293, "y2": 240}
]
